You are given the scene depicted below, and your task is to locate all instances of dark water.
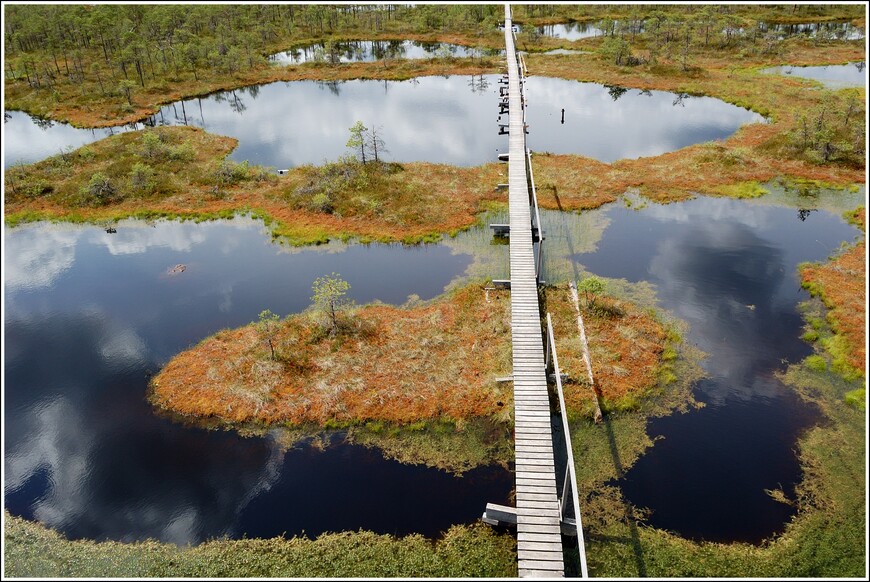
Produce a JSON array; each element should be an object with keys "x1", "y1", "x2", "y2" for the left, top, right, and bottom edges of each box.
[
  {"x1": 3, "y1": 218, "x2": 513, "y2": 544},
  {"x1": 762, "y1": 61, "x2": 867, "y2": 89},
  {"x1": 4, "y1": 76, "x2": 764, "y2": 167},
  {"x1": 269, "y1": 40, "x2": 495, "y2": 64},
  {"x1": 571, "y1": 195, "x2": 863, "y2": 543},
  {"x1": 4, "y1": 190, "x2": 862, "y2": 546}
]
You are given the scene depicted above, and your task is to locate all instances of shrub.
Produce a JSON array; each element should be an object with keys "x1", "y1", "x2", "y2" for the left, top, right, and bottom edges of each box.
[
  {"x1": 843, "y1": 388, "x2": 865, "y2": 410},
  {"x1": 138, "y1": 130, "x2": 168, "y2": 160},
  {"x1": 168, "y1": 142, "x2": 196, "y2": 162},
  {"x1": 129, "y1": 163, "x2": 157, "y2": 195},
  {"x1": 80, "y1": 172, "x2": 119, "y2": 206},
  {"x1": 804, "y1": 354, "x2": 827, "y2": 372}
]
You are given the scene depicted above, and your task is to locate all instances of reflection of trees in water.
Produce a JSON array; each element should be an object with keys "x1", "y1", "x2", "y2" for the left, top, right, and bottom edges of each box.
[
  {"x1": 168, "y1": 101, "x2": 190, "y2": 125},
  {"x1": 241, "y1": 85, "x2": 260, "y2": 99},
  {"x1": 33, "y1": 116, "x2": 55, "y2": 130},
  {"x1": 797, "y1": 208, "x2": 817, "y2": 222},
  {"x1": 317, "y1": 80, "x2": 343, "y2": 96},
  {"x1": 672, "y1": 92, "x2": 690, "y2": 107},
  {"x1": 468, "y1": 74, "x2": 489, "y2": 94},
  {"x1": 372, "y1": 40, "x2": 406, "y2": 61},
  {"x1": 604, "y1": 84, "x2": 628, "y2": 101},
  {"x1": 855, "y1": 61, "x2": 866, "y2": 73},
  {"x1": 760, "y1": 21, "x2": 861, "y2": 40},
  {"x1": 214, "y1": 91, "x2": 246, "y2": 115},
  {"x1": 229, "y1": 91, "x2": 246, "y2": 114}
]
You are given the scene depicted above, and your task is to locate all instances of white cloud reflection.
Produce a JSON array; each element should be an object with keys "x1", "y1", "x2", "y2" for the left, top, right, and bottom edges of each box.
[
  {"x1": 9, "y1": 76, "x2": 767, "y2": 169},
  {"x1": 4, "y1": 224, "x2": 82, "y2": 291}
]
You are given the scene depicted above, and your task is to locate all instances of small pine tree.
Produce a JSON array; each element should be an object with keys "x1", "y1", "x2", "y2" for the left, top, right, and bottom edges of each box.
[
  {"x1": 346, "y1": 121, "x2": 368, "y2": 164},
  {"x1": 577, "y1": 276, "x2": 606, "y2": 308},
  {"x1": 256, "y1": 309, "x2": 281, "y2": 360},
  {"x1": 311, "y1": 273, "x2": 352, "y2": 334}
]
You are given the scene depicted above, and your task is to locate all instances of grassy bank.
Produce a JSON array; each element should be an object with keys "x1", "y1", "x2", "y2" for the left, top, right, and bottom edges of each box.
[
  {"x1": 4, "y1": 126, "x2": 504, "y2": 245},
  {"x1": 799, "y1": 206, "x2": 866, "y2": 382},
  {"x1": 2, "y1": 514, "x2": 516, "y2": 578}
]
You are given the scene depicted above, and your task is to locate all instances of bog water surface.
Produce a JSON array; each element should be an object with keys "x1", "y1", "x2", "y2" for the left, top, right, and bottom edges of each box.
[
  {"x1": 5, "y1": 75, "x2": 764, "y2": 167},
  {"x1": 762, "y1": 61, "x2": 866, "y2": 89},
  {"x1": 566, "y1": 188, "x2": 863, "y2": 543},
  {"x1": 5, "y1": 185, "x2": 862, "y2": 545},
  {"x1": 4, "y1": 218, "x2": 512, "y2": 544},
  {"x1": 268, "y1": 40, "x2": 494, "y2": 64}
]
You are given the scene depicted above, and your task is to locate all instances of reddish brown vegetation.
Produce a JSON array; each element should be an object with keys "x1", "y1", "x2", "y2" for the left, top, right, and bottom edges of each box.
[
  {"x1": 800, "y1": 208, "x2": 866, "y2": 374},
  {"x1": 150, "y1": 285, "x2": 515, "y2": 426},
  {"x1": 150, "y1": 283, "x2": 670, "y2": 427},
  {"x1": 547, "y1": 287, "x2": 669, "y2": 411}
]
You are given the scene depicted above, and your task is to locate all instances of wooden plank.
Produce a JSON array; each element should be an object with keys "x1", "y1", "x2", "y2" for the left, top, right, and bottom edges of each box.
[
  {"x1": 520, "y1": 541, "x2": 564, "y2": 553},
  {"x1": 515, "y1": 452, "x2": 556, "y2": 460},
  {"x1": 518, "y1": 550, "x2": 565, "y2": 562},
  {"x1": 519, "y1": 570, "x2": 564, "y2": 579},
  {"x1": 514, "y1": 484, "x2": 558, "y2": 495},
  {"x1": 517, "y1": 507, "x2": 561, "y2": 518},
  {"x1": 517, "y1": 531, "x2": 564, "y2": 543},
  {"x1": 518, "y1": 560, "x2": 565, "y2": 571},
  {"x1": 504, "y1": 8, "x2": 565, "y2": 575},
  {"x1": 518, "y1": 519, "x2": 563, "y2": 530},
  {"x1": 516, "y1": 458, "x2": 556, "y2": 467},
  {"x1": 515, "y1": 491, "x2": 559, "y2": 502}
]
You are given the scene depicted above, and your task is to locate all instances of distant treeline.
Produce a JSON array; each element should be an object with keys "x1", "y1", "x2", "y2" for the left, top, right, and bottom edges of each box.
[
  {"x1": 2, "y1": 5, "x2": 506, "y2": 92},
  {"x1": 3, "y1": 3, "x2": 863, "y2": 118}
]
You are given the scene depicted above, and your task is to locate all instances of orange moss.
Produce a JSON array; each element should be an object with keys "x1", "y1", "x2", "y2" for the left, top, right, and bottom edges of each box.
[
  {"x1": 800, "y1": 208, "x2": 866, "y2": 375},
  {"x1": 149, "y1": 282, "x2": 671, "y2": 427},
  {"x1": 150, "y1": 284, "x2": 515, "y2": 426},
  {"x1": 4, "y1": 126, "x2": 505, "y2": 244},
  {"x1": 547, "y1": 286, "x2": 668, "y2": 411}
]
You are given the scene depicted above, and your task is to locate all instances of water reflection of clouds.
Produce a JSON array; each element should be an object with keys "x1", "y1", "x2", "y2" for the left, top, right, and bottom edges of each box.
[
  {"x1": 4, "y1": 224, "x2": 81, "y2": 291},
  {"x1": 99, "y1": 220, "x2": 216, "y2": 255},
  {"x1": 641, "y1": 196, "x2": 772, "y2": 229},
  {"x1": 526, "y1": 78, "x2": 765, "y2": 162},
  {"x1": 4, "y1": 111, "x2": 140, "y2": 166},
  {"x1": 4, "y1": 310, "x2": 287, "y2": 544},
  {"x1": 648, "y1": 221, "x2": 794, "y2": 403},
  {"x1": 9, "y1": 76, "x2": 766, "y2": 168},
  {"x1": 167, "y1": 78, "x2": 496, "y2": 168},
  {"x1": 762, "y1": 62, "x2": 866, "y2": 89}
]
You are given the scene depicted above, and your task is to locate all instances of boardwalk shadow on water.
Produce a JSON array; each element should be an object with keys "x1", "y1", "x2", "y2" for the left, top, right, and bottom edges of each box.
[
  {"x1": 599, "y1": 407, "x2": 648, "y2": 577},
  {"x1": 541, "y1": 199, "x2": 647, "y2": 576}
]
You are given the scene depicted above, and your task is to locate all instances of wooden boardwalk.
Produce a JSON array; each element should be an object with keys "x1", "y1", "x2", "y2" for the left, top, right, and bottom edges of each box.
[{"x1": 503, "y1": 5, "x2": 565, "y2": 578}]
